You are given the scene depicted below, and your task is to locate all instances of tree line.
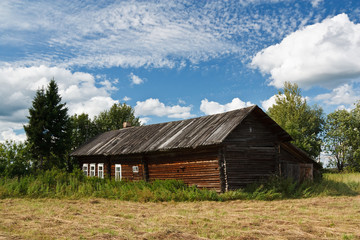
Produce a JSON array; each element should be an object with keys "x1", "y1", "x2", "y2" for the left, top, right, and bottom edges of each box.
[
  {"x1": 0, "y1": 79, "x2": 140, "y2": 177},
  {"x1": 1, "y1": 79, "x2": 359, "y2": 178},
  {"x1": 268, "y1": 82, "x2": 360, "y2": 172}
]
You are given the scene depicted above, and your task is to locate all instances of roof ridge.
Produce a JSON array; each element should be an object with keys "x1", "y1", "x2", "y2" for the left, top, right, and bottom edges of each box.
[{"x1": 71, "y1": 104, "x2": 283, "y2": 156}]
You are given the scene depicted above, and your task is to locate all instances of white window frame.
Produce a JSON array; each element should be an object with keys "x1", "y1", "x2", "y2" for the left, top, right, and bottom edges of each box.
[
  {"x1": 98, "y1": 163, "x2": 104, "y2": 179},
  {"x1": 115, "y1": 164, "x2": 122, "y2": 181},
  {"x1": 132, "y1": 166, "x2": 139, "y2": 173},
  {"x1": 82, "y1": 164, "x2": 88, "y2": 176},
  {"x1": 90, "y1": 163, "x2": 96, "y2": 177}
]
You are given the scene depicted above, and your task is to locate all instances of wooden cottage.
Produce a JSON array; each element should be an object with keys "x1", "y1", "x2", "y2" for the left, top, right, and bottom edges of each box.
[{"x1": 70, "y1": 105, "x2": 321, "y2": 192}]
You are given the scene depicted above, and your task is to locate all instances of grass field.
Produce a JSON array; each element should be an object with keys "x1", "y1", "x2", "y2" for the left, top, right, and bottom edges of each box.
[
  {"x1": 0, "y1": 172, "x2": 360, "y2": 239},
  {"x1": 0, "y1": 196, "x2": 359, "y2": 239},
  {"x1": 1, "y1": 170, "x2": 360, "y2": 201}
]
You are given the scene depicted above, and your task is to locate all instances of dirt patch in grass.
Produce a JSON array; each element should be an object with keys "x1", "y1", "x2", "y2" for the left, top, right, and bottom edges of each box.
[{"x1": 0, "y1": 196, "x2": 359, "y2": 239}]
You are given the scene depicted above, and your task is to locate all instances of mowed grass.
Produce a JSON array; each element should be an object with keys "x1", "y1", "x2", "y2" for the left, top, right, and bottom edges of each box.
[{"x1": 0, "y1": 196, "x2": 359, "y2": 239}]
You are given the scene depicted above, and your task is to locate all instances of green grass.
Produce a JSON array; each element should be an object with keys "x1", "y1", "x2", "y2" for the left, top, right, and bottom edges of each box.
[
  {"x1": 324, "y1": 172, "x2": 360, "y2": 183},
  {"x1": 0, "y1": 169, "x2": 359, "y2": 201}
]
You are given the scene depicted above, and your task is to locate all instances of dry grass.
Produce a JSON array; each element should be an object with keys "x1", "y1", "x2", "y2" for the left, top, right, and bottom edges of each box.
[{"x1": 0, "y1": 196, "x2": 359, "y2": 240}]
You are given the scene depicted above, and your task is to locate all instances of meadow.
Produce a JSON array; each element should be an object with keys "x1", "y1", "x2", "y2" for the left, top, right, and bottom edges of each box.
[
  {"x1": 1, "y1": 169, "x2": 360, "y2": 201},
  {"x1": 0, "y1": 172, "x2": 359, "y2": 239}
]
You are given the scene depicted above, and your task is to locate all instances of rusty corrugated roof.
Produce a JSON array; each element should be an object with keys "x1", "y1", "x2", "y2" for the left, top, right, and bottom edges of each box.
[{"x1": 70, "y1": 105, "x2": 292, "y2": 156}]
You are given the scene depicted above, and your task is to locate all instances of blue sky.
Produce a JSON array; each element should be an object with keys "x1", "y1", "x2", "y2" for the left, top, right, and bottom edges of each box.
[{"x1": 1, "y1": 0, "x2": 360, "y2": 142}]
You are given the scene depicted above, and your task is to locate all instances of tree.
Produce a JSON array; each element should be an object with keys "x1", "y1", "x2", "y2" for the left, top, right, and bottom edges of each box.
[
  {"x1": 268, "y1": 82, "x2": 324, "y2": 159},
  {"x1": 324, "y1": 101, "x2": 360, "y2": 171},
  {"x1": 351, "y1": 101, "x2": 360, "y2": 170},
  {"x1": 69, "y1": 103, "x2": 140, "y2": 151},
  {"x1": 323, "y1": 110, "x2": 353, "y2": 171},
  {"x1": 0, "y1": 141, "x2": 32, "y2": 177},
  {"x1": 94, "y1": 103, "x2": 140, "y2": 134},
  {"x1": 24, "y1": 79, "x2": 71, "y2": 170},
  {"x1": 70, "y1": 113, "x2": 97, "y2": 150}
]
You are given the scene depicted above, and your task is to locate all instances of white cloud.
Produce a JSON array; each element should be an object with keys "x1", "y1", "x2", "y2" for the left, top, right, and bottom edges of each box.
[
  {"x1": 0, "y1": 121, "x2": 25, "y2": 143},
  {"x1": 129, "y1": 73, "x2": 144, "y2": 85},
  {"x1": 0, "y1": 1, "x2": 241, "y2": 68},
  {"x1": 0, "y1": 129, "x2": 26, "y2": 143},
  {"x1": 123, "y1": 96, "x2": 131, "y2": 102},
  {"x1": 200, "y1": 98, "x2": 254, "y2": 115},
  {"x1": 319, "y1": 151, "x2": 330, "y2": 167},
  {"x1": 261, "y1": 95, "x2": 279, "y2": 111},
  {"x1": 134, "y1": 98, "x2": 193, "y2": 119},
  {"x1": 311, "y1": 0, "x2": 323, "y2": 7},
  {"x1": 315, "y1": 84, "x2": 360, "y2": 106},
  {"x1": 139, "y1": 117, "x2": 151, "y2": 125},
  {"x1": 0, "y1": 65, "x2": 117, "y2": 141},
  {"x1": 251, "y1": 14, "x2": 360, "y2": 89},
  {"x1": 68, "y1": 96, "x2": 117, "y2": 119},
  {"x1": 100, "y1": 80, "x2": 118, "y2": 91},
  {"x1": 336, "y1": 105, "x2": 353, "y2": 112},
  {"x1": 178, "y1": 99, "x2": 186, "y2": 105},
  {"x1": 261, "y1": 93, "x2": 311, "y2": 111},
  {"x1": 0, "y1": 0, "x2": 310, "y2": 69}
]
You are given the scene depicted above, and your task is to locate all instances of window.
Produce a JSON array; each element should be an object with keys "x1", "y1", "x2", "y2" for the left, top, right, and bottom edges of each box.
[
  {"x1": 82, "y1": 164, "x2": 88, "y2": 176},
  {"x1": 98, "y1": 163, "x2": 104, "y2": 179},
  {"x1": 115, "y1": 164, "x2": 122, "y2": 181},
  {"x1": 132, "y1": 166, "x2": 139, "y2": 173},
  {"x1": 90, "y1": 163, "x2": 96, "y2": 177}
]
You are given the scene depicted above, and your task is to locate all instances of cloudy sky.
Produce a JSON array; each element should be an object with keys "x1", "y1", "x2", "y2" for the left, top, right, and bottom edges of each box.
[{"x1": 1, "y1": 0, "x2": 360, "y2": 142}]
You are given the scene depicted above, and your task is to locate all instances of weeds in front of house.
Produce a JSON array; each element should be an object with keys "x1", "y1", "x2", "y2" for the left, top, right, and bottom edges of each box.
[{"x1": 0, "y1": 169, "x2": 359, "y2": 201}]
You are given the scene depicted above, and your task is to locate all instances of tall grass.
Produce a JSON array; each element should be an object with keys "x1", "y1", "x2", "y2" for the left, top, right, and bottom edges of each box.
[
  {"x1": 0, "y1": 169, "x2": 359, "y2": 201},
  {"x1": 0, "y1": 169, "x2": 220, "y2": 201}
]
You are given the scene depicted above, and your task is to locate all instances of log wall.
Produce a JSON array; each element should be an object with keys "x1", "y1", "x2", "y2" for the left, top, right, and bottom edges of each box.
[
  {"x1": 77, "y1": 155, "x2": 144, "y2": 180},
  {"x1": 146, "y1": 146, "x2": 221, "y2": 191},
  {"x1": 77, "y1": 156, "x2": 109, "y2": 178},
  {"x1": 109, "y1": 156, "x2": 144, "y2": 181},
  {"x1": 76, "y1": 146, "x2": 222, "y2": 191},
  {"x1": 279, "y1": 147, "x2": 300, "y2": 164},
  {"x1": 223, "y1": 115, "x2": 279, "y2": 190},
  {"x1": 279, "y1": 147, "x2": 314, "y2": 181}
]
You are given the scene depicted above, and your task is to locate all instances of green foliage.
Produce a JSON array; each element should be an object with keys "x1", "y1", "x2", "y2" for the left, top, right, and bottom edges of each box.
[
  {"x1": 94, "y1": 103, "x2": 140, "y2": 133},
  {"x1": 24, "y1": 79, "x2": 71, "y2": 170},
  {"x1": 350, "y1": 101, "x2": 360, "y2": 170},
  {"x1": 68, "y1": 103, "x2": 140, "y2": 152},
  {"x1": 268, "y1": 82, "x2": 324, "y2": 159},
  {"x1": 0, "y1": 141, "x2": 32, "y2": 178},
  {"x1": 70, "y1": 113, "x2": 97, "y2": 150},
  {"x1": 0, "y1": 170, "x2": 359, "y2": 201},
  {"x1": 324, "y1": 109, "x2": 353, "y2": 171},
  {"x1": 324, "y1": 101, "x2": 360, "y2": 171}
]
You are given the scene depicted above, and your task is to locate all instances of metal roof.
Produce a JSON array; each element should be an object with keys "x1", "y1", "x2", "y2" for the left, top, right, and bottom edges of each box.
[{"x1": 71, "y1": 105, "x2": 292, "y2": 156}]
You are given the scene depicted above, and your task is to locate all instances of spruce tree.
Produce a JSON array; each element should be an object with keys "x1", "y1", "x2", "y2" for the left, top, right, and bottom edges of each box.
[{"x1": 24, "y1": 79, "x2": 71, "y2": 170}]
